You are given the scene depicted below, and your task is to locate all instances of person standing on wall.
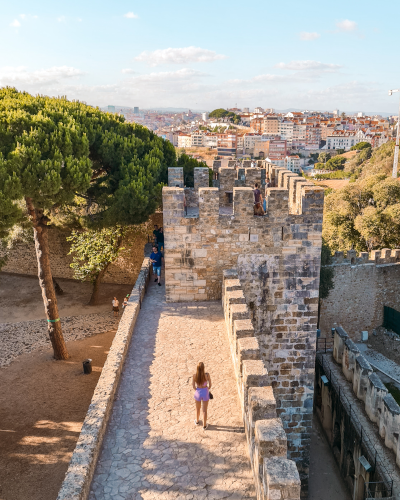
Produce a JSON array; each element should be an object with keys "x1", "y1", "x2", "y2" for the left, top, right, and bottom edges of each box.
[
  {"x1": 150, "y1": 245, "x2": 164, "y2": 286},
  {"x1": 253, "y1": 182, "x2": 264, "y2": 216},
  {"x1": 193, "y1": 362, "x2": 212, "y2": 430}
]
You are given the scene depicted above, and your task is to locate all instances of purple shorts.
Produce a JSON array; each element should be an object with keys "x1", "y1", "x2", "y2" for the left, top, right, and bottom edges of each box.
[{"x1": 194, "y1": 387, "x2": 209, "y2": 402}]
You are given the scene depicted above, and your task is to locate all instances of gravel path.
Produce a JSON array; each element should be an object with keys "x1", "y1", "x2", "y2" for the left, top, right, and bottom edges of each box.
[
  {"x1": 0, "y1": 313, "x2": 119, "y2": 367},
  {"x1": 89, "y1": 278, "x2": 255, "y2": 500}
]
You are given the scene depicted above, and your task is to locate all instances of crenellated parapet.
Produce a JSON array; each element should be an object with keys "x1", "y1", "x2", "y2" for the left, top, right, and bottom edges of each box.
[
  {"x1": 163, "y1": 165, "x2": 324, "y2": 496},
  {"x1": 332, "y1": 326, "x2": 400, "y2": 467},
  {"x1": 330, "y1": 248, "x2": 400, "y2": 266},
  {"x1": 222, "y1": 270, "x2": 301, "y2": 500}
]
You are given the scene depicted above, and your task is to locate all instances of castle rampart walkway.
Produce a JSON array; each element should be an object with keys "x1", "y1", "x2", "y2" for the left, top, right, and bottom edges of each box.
[{"x1": 89, "y1": 278, "x2": 255, "y2": 499}]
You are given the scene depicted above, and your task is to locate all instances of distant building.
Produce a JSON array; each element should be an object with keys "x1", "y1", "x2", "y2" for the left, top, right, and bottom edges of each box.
[
  {"x1": 263, "y1": 116, "x2": 279, "y2": 135},
  {"x1": 285, "y1": 155, "x2": 301, "y2": 173},
  {"x1": 333, "y1": 109, "x2": 339, "y2": 116},
  {"x1": 254, "y1": 107, "x2": 264, "y2": 113},
  {"x1": 268, "y1": 140, "x2": 287, "y2": 163},
  {"x1": 191, "y1": 131, "x2": 205, "y2": 147},
  {"x1": 326, "y1": 131, "x2": 358, "y2": 150},
  {"x1": 134, "y1": 107, "x2": 139, "y2": 114},
  {"x1": 357, "y1": 112, "x2": 364, "y2": 117},
  {"x1": 177, "y1": 134, "x2": 191, "y2": 148},
  {"x1": 202, "y1": 112, "x2": 209, "y2": 121},
  {"x1": 243, "y1": 107, "x2": 250, "y2": 113},
  {"x1": 108, "y1": 105, "x2": 116, "y2": 113}
]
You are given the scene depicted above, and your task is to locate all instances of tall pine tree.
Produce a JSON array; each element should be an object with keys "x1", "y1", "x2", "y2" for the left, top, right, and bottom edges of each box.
[{"x1": 0, "y1": 88, "x2": 174, "y2": 359}]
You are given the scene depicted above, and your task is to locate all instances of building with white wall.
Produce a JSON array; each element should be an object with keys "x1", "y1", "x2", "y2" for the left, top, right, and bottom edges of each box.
[{"x1": 285, "y1": 155, "x2": 301, "y2": 173}]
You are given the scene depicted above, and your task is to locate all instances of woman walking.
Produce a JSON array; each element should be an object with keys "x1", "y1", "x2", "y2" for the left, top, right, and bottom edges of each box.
[{"x1": 192, "y1": 362, "x2": 212, "y2": 430}]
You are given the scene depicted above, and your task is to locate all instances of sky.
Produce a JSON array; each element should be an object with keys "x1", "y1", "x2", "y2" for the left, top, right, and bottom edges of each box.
[{"x1": 1, "y1": 0, "x2": 399, "y2": 113}]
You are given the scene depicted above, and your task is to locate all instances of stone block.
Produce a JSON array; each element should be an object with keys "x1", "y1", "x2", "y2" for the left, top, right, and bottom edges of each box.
[
  {"x1": 238, "y1": 337, "x2": 260, "y2": 372},
  {"x1": 354, "y1": 354, "x2": 373, "y2": 401},
  {"x1": 248, "y1": 387, "x2": 277, "y2": 424},
  {"x1": 263, "y1": 457, "x2": 301, "y2": 500},
  {"x1": 242, "y1": 360, "x2": 269, "y2": 412},
  {"x1": 168, "y1": 167, "x2": 184, "y2": 188},
  {"x1": 233, "y1": 187, "x2": 254, "y2": 218},
  {"x1": 199, "y1": 187, "x2": 219, "y2": 218},
  {"x1": 365, "y1": 372, "x2": 388, "y2": 423},
  {"x1": 333, "y1": 326, "x2": 348, "y2": 364},
  {"x1": 255, "y1": 418, "x2": 287, "y2": 459}
]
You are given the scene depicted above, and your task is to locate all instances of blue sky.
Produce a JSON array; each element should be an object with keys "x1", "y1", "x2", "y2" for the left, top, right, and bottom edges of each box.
[{"x1": 1, "y1": 0, "x2": 399, "y2": 113}]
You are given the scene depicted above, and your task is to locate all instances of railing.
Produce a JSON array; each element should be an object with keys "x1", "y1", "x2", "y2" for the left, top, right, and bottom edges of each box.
[
  {"x1": 366, "y1": 481, "x2": 394, "y2": 500},
  {"x1": 317, "y1": 353, "x2": 394, "y2": 499},
  {"x1": 316, "y1": 337, "x2": 334, "y2": 352}
]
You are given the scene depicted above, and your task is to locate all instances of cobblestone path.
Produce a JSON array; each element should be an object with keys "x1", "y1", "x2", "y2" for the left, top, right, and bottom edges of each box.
[
  {"x1": 89, "y1": 278, "x2": 256, "y2": 500},
  {"x1": 321, "y1": 354, "x2": 400, "y2": 498}
]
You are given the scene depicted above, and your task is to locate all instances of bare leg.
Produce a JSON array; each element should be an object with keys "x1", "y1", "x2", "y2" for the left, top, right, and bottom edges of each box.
[
  {"x1": 203, "y1": 400, "x2": 209, "y2": 427},
  {"x1": 195, "y1": 401, "x2": 201, "y2": 423}
]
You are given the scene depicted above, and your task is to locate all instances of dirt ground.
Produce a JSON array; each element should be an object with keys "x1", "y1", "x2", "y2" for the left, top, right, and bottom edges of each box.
[
  {"x1": 0, "y1": 273, "x2": 133, "y2": 324},
  {"x1": 313, "y1": 178, "x2": 350, "y2": 190},
  {"x1": 0, "y1": 329, "x2": 116, "y2": 500}
]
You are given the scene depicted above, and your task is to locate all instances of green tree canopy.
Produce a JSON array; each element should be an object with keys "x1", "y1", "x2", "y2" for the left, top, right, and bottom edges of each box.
[
  {"x1": 325, "y1": 156, "x2": 347, "y2": 171},
  {"x1": 350, "y1": 141, "x2": 372, "y2": 151},
  {"x1": 67, "y1": 226, "x2": 126, "y2": 305},
  {"x1": 209, "y1": 109, "x2": 240, "y2": 124},
  {"x1": 0, "y1": 87, "x2": 175, "y2": 359}
]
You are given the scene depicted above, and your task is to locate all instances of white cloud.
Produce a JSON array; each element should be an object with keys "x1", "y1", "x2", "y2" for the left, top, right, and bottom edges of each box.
[
  {"x1": 19, "y1": 14, "x2": 26, "y2": 19},
  {"x1": 77, "y1": 18, "x2": 82, "y2": 22},
  {"x1": 135, "y1": 46, "x2": 227, "y2": 66},
  {"x1": 276, "y1": 60, "x2": 342, "y2": 72},
  {"x1": 0, "y1": 66, "x2": 84, "y2": 85},
  {"x1": 336, "y1": 19, "x2": 357, "y2": 32},
  {"x1": 10, "y1": 19, "x2": 21, "y2": 28},
  {"x1": 57, "y1": 16, "x2": 66, "y2": 23},
  {"x1": 33, "y1": 15, "x2": 38, "y2": 19},
  {"x1": 299, "y1": 32, "x2": 320, "y2": 41},
  {"x1": 121, "y1": 68, "x2": 136, "y2": 74},
  {"x1": 124, "y1": 12, "x2": 138, "y2": 18}
]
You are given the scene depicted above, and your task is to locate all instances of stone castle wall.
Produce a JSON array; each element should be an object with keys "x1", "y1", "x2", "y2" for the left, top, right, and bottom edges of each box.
[
  {"x1": 320, "y1": 249, "x2": 400, "y2": 339},
  {"x1": 163, "y1": 165, "x2": 325, "y2": 494},
  {"x1": 0, "y1": 214, "x2": 163, "y2": 285},
  {"x1": 222, "y1": 270, "x2": 301, "y2": 500}
]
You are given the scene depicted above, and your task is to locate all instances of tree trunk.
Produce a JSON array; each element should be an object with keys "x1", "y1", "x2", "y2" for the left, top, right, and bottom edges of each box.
[
  {"x1": 88, "y1": 265, "x2": 109, "y2": 306},
  {"x1": 25, "y1": 198, "x2": 69, "y2": 360},
  {"x1": 88, "y1": 233, "x2": 124, "y2": 306}
]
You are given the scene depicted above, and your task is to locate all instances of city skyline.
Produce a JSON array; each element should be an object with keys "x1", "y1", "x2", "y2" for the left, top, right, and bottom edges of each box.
[{"x1": 1, "y1": 0, "x2": 399, "y2": 112}]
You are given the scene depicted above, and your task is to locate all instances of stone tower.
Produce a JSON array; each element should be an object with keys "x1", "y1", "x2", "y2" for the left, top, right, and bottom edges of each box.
[{"x1": 162, "y1": 164, "x2": 324, "y2": 494}]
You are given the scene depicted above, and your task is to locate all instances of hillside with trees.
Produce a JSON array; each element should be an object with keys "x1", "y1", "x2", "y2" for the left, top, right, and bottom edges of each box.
[
  {"x1": 208, "y1": 108, "x2": 241, "y2": 124},
  {"x1": 323, "y1": 141, "x2": 400, "y2": 252}
]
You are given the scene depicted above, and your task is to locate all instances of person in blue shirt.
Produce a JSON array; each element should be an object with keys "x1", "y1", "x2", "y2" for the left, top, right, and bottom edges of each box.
[{"x1": 150, "y1": 245, "x2": 164, "y2": 286}]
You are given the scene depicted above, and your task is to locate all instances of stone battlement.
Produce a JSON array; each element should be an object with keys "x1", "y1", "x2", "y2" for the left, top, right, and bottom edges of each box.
[
  {"x1": 173, "y1": 165, "x2": 319, "y2": 216},
  {"x1": 222, "y1": 270, "x2": 301, "y2": 500},
  {"x1": 330, "y1": 248, "x2": 400, "y2": 266},
  {"x1": 333, "y1": 326, "x2": 400, "y2": 468},
  {"x1": 163, "y1": 163, "x2": 325, "y2": 495}
]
